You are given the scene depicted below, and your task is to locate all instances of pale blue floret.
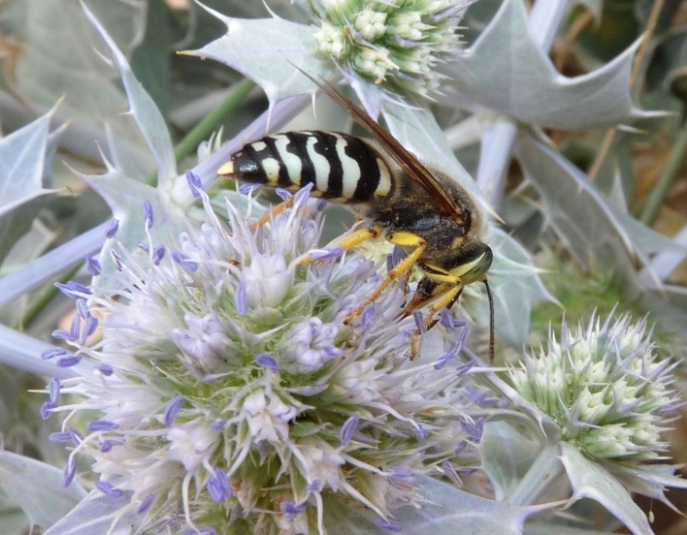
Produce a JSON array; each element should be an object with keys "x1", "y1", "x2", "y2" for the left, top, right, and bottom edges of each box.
[
  {"x1": 171, "y1": 312, "x2": 229, "y2": 367},
  {"x1": 143, "y1": 200, "x2": 154, "y2": 229},
  {"x1": 105, "y1": 218, "x2": 119, "y2": 238},
  {"x1": 339, "y1": 415, "x2": 358, "y2": 446},
  {"x1": 164, "y1": 395, "x2": 185, "y2": 427},
  {"x1": 256, "y1": 353, "x2": 280, "y2": 371},
  {"x1": 280, "y1": 317, "x2": 344, "y2": 373},
  {"x1": 85, "y1": 255, "x2": 101, "y2": 275}
]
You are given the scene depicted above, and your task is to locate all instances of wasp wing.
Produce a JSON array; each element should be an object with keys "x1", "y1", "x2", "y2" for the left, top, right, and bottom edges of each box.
[{"x1": 301, "y1": 71, "x2": 466, "y2": 221}]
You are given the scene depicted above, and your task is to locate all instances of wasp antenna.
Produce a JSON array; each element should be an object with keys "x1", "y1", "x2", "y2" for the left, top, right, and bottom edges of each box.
[{"x1": 483, "y1": 279, "x2": 495, "y2": 364}]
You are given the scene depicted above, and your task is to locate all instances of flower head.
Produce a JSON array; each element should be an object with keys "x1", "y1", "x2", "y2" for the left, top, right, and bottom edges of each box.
[
  {"x1": 49, "y1": 182, "x2": 478, "y2": 534},
  {"x1": 510, "y1": 313, "x2": 680, "y2": 463},
  {"x1": 306, "y1": 0, "x2": 470, "y2": 96}
]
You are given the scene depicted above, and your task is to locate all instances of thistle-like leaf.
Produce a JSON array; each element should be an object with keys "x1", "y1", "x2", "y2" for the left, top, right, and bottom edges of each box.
[
  {"x1": 11, "y1": 0, "x2": 152, "y2": 172},
  {"x1": 560, "y1": 443, "x2": 653, "y2": 535},
  {"x1": 0, "y1": 451, "x2": 86, "y2": 529},
  {"x1": 323, "y1": 474, "x2": 539, "y2": 534},
  {"x1": 0, "y1": 111, "x2": 60, "y2": 267},
  {"x1": 187, "y1": 6, "x2": 333, "y2": 109},
  {"x1": 606, "y1": 463, "x2": 687, "y2": 514},
  {"x1": 72, "y1": 5, "x2": 189, "y2": 289},
  {"x1": 442, "y1": 0, "x2": 655, "y2": 130},
  {"x1": 42, "y1": 490, "x2": 139, "y2": 535},
  {"x1": 0, "y1": 112, "x2": 58, "y2": 218},
  {"x1": 83, "y1": 3, "x2": 176, "y2": 188},
  {"x1": 516, "y1": 136, "x2": 686, "y2": 290}
]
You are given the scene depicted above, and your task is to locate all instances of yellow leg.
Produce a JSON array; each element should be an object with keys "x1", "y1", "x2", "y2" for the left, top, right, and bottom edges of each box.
[
  {"x1": 299, "y1": 226, "x2": 383, "y2": 265},
  {"x1": 408, "y1": 285, "x2": 463, "y2": 360},
  {"x1": 248, "y1": 197, "x2": 295, "y2": 231},
  {"x1": 345, "y1": 233, "x2": 426, "y2": 324},
  {"x1": 423, "y1": 285, "x2": 463, "y2": 329},
  {"x1": 331, "y1": 225, "x2": 383, "y2": 249},
  {"x1": 398, "y1": 274, "x2": 459, "y2": 320}
]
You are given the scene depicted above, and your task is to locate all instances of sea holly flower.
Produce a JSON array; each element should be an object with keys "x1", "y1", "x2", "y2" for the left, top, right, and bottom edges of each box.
[
  {"x1": 510, "y1": 313, "x2": 680, "y2": 463},
  {"x1": 305, "y1": 0, "x2": 470, "y2": 96},
  {"x1": 48, "y1": 182, "x2": 480, "y2": 535}
]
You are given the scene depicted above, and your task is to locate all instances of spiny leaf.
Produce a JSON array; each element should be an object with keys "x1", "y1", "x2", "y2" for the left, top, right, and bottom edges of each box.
[
  {"x1": 515, "y1": 136, "x2": 687, "y2": 292},
  {"x1": 42, "y1": 490, "x2": 139, "y2": 535},
  {"x1": 606, "y1": 462, "x2": 687, "y2": 513},
  {"x1": 0, "y1": 112, "x2": 57, "y2": 217},
  {"x1": 12, "y1": 0, "x2": 152, "y2": 173},
  {"x1": 187, "y1": 7, "x2": 334, "y2": 109},
  {"x1": 0, "y1": 451, "x2": 86, "y2": 529},
  {"x1": 323, "y1": 474, "x2": 538, "y2": 534},
  {"x1": 83, "y1": 3, "x2": 177, "y2": 188},
  {"x1": 0, "y1": 111, "x2": 60, "y2": 267},
  {"x1": 75, "y1": 3, "x2": 190, "y2": 290},
  {"x1": 560, "y1": 443, "x2": 653, "y2": 535},
  {"x1": 443, "y1": 0, "x2": 655, "y2": 130}
]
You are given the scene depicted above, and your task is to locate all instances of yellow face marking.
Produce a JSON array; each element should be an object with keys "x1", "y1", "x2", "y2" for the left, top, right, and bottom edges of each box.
[
  {"x1": 217, "y1": 161, "x2": 234, "y2": 176},
  {"x1": 449, "y1": 252, "x2": 490, "y2": 284},
  {"x1": 251, "y1": 141, "x2": 268, "y2": 152}
]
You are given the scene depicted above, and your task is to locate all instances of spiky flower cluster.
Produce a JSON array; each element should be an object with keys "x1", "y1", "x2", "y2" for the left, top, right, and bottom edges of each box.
[
  {"x1": 305, "y1": 0, "x2": 470, "y2": 96},
  {"x1": 510, "y1": 314, "x2": 680, "y2": 463},
  {"x1": 46, "y1": 179, "x2": 480, "y2": 535}
]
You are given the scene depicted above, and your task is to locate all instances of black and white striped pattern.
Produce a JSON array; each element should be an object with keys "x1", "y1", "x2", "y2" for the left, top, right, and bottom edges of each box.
[{"x1": 218, "y1": 131, "x2": 393, "y2": 203}]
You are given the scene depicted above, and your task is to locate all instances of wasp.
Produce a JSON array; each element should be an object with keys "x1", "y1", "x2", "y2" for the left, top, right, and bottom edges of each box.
[{"x1": 217, "y1": 75, "x2": 494, "y2": 362}]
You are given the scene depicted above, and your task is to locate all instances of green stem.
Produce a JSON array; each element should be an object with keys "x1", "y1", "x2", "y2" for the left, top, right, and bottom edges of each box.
[
  {"x1": 173, "y1": 78, "x2": 256, "y2": 163},
  {"x1": 506, "y1": 444, "x2": 565, "y2": 506},
  {"x1": 638, "y1": 119, "x2": 687, "y2": 226},
  {"x1": 146, "y1": 77, "x2": 256, "y2": 185},
  {"x1": 14, "y1": 263, "x2": 81, "y2": 330}
]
